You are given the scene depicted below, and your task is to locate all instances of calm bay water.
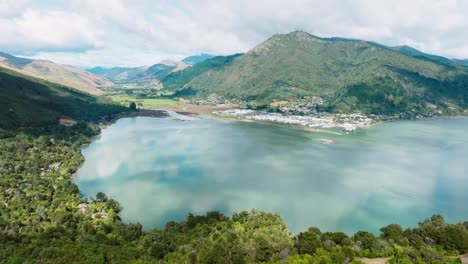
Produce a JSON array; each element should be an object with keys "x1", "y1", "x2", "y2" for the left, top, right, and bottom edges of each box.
[{"x1": 75, "y1": 116, "x2": 468, "y2": 234}]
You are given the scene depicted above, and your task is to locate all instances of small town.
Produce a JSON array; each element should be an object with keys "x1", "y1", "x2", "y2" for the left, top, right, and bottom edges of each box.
[{"x1": 214, "y1": 109, "x2": 374, "y2": 131}]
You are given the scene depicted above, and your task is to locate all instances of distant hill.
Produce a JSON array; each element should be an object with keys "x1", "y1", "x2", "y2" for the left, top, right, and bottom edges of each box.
[
  {"x1": 182, "y1": 53, "x2": 215, "y2": 64},
  {"x1": 165, "y1": 31, "x2": 468, "y2": 116},
  {"x1": 88, "y1": 60, "x2": 189, "y2": 86},
  {"x1": 87, "y1": 66, "x2": 148, "y2": 83},
  {"x1": 0, "y1": 66, "x2": 126, "y2": 129},
  {"x1": 140, "y1": 60, "x2": 190, "y2": 81},
  {"x1": 0, "y1": 52, "x2": 111, "y2": 95}
]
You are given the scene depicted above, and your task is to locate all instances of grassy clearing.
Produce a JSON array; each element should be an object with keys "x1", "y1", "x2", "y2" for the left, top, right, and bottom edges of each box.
[{"x1": 110, "y1": 95, "x2": 179, "y2": 109}]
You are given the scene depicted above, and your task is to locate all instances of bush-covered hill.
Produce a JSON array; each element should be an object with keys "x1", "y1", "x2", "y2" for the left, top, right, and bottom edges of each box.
[
  {"x1": 164, "y1": 31, "x2": 468, "y2": 116},
  {"x1": 0, "y1": 67, "x2": 126, "y2": 129}
]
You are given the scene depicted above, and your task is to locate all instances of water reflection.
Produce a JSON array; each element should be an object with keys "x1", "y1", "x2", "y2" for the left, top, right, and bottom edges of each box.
[{"x1": 75, "y1": 117, "x2": 468, "y2": 234}]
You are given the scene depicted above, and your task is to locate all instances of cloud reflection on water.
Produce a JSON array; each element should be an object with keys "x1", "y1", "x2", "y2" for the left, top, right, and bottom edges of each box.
[{"x1": 75, "y1": 117, "x2": 468, "y2": 234}]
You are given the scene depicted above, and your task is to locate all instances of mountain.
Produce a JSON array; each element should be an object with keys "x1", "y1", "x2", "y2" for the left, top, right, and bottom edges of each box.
[
  {"x1": 165, "y1": 31, "x2": 468, "y2": 115},
  {"x1": 0, "y1": 52, "x2": 111, "y2": 95},
  {"x1": 0, "y1": 66, "x2": 126, "y2": 129},
  {"x1": 182, "y1": 53, "x2": 215, "y2": 64}
]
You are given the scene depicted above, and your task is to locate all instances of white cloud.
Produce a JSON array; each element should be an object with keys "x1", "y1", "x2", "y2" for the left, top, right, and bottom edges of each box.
[
  {"x1": 0, "y1": 0, "x2": 29, "y2": 18},
  {"x1": 0, "y1": 0, "x2": 467, "y2": 66},
  {"x1": 0, "y1": 8, "x2": 100, "y2": 55}
]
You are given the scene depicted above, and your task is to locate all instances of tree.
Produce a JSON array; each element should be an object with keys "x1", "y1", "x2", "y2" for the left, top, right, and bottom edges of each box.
[
  {"x1": 129, "y1": 102, "x2": 137, "y2": 110},
  {"x1": 353, "y1": 231, "x2": 376, "y2": 249},
  {"x1": 321, "y1": 231, "x2": 349, "y2": 245},
  {"x1": 106, "y1": 199, "x2": 120, "y2": 213},
  {"x1": 95, "y1": 192, "x2": 108, "y2": 202},
  {"x1": 296, "y1": 227, "x2": 322, "y2": 254},
  {"x1": 439, "y1": 225, "x2": 468, "y2": 252},
  {"x1": 380, "y1": 224, "x2": 404, "y2": 243}
]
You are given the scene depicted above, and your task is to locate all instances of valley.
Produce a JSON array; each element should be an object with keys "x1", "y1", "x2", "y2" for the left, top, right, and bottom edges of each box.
[{"x1": 1, "y1": 28, "x2": 467, "y2": 263}]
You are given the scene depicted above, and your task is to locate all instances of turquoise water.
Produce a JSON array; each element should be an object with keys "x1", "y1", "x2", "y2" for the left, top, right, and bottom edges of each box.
[{"x1": 75, "y1": 116, "x2": 468, "y2": 234}]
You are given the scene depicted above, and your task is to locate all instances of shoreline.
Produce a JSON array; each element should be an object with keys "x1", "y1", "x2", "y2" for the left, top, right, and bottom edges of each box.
[
  {"x1": 106, "y1": 105, "x2": 468, "y2": 135},
  {"x1": 102, "y1": 109, "x2": 172, "y2": 129},
  {"x1": 211, "y1": 113, "x2": 344, "y2": 135},
  {"x1": 212, "y1": 109, "x2": 373, "y2": 133},
  {"x1": 158, "y1": 103, "x2": 234, "y2": 117}
]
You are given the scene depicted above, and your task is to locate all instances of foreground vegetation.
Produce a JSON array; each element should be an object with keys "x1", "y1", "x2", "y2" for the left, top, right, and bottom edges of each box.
[{"x1": 1, "y1": 122, "x2": 467, "y2": 264}]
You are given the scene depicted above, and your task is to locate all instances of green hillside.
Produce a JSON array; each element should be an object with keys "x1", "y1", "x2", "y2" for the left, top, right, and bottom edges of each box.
[
  {"x1": 161, "y1": 53, "x2": 242, "y2": 93},
  {"x1": 0, "y1": 67, "x2": 127, "y2": 129},
  {"x1": 166, "y1": 31, "x2": 468, "y2": 115}
]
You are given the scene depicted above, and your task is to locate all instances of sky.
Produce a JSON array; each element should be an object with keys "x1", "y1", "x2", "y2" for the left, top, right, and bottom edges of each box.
[{"x1": 1, "y1": 0, "x2": 467, "y2": 67}]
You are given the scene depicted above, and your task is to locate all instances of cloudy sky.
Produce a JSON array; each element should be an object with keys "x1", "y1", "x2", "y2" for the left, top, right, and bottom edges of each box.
[{"x1": 1, "y1": 0, "x2": 467, "y2": 67}]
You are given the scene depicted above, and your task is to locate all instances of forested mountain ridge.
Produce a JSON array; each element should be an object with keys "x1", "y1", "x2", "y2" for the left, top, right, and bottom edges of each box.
[{"x1": 164, "y1": 31, "x2": 468, "y2": 116}]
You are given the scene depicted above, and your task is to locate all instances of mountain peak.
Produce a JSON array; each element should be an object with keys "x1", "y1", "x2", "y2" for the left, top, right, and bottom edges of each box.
[
  {"x1": 248, "y1": 31, "x2": 323, "y2": 55},
  {"x1": 287, "y1": 30, "x2": 319, "y2": 38},
  {"x1": 271, "y1": 31, "x2": 322, "y2": 41}
]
